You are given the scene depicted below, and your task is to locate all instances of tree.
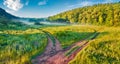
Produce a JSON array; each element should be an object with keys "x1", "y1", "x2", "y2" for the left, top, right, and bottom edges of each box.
[{"x1": 48, "y1": 3, "x2": 120, "y2": 26}]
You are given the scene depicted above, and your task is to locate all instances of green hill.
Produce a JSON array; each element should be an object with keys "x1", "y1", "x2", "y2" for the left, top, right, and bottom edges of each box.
[
  {"x1": 48, "y1": 2, "x2": 120, "y2": 26},
  {"x1": 0, "y1": 8, "x2": 25, "y2": 30},
  {"x1": 0, "y1": 8, "x2": 18, "y2": 19}
]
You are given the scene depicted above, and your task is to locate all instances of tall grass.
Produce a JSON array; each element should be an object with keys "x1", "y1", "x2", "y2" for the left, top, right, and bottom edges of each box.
[
  {"x1": 0, "y1": 29, "x2": 47, "y2": 64},
  {"x1": 69, "y1": 25, "x2": 120, "y2": 64},
  {"x1": 42, "y1": 25, "x2": 95, "y2": 48},
  {"x1": 1, "y1": 25, "x2": 120, "y2": 64}
]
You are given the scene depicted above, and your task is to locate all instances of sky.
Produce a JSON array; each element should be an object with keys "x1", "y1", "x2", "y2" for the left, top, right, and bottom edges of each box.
[{"x1": 0, "y1": 0, "x2": 119, "y2": 18}]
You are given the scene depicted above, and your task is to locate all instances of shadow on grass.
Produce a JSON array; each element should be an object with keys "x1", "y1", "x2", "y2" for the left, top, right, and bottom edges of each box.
[
  {"x1": 53, "y1": 31, "x2": 94, "y2": 48},
  {"x1": 53, "y1": 31, "x2": 109, "y2": 49}
]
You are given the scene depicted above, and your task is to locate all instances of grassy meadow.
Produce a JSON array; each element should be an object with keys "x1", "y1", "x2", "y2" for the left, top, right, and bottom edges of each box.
[
  {"x1": 42, "y1": 25, "x2": 95, "y2": 48},
  {"x1": 0, "y1": 25, "x2": 120, "y2": 64},
  {"x1": 69, "y1": 25, "x2": 120, "y2": 64},
  {"x1": 0, "y1": 29, "x2": 47, "y2": 64}
]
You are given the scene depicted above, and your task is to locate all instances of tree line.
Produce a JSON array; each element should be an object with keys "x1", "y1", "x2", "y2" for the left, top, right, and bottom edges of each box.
[{"x1": 48, "y1": 2, "x2": 120, "y2": 26}]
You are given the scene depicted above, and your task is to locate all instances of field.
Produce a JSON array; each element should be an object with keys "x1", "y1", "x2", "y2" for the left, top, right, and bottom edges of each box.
[
  {"x1": 40, "y1": 25, "x2": 120, "y2": 64},
  {"x1": 0, "y1": 25, "x2": 120, "y2": 64},
  {"x1": 68, "y1": 25, "x2": 120, "y2": 64},
  {"x1": 42, "y1": 25, "x2": 95, "y2": 48},
  {"x1": 0, "y1": 29, "x2": 47, "y2": 64}
]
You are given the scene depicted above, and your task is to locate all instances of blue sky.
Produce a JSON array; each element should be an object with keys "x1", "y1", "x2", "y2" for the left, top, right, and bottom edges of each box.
[{"x1": 0, "y1": 0, "x2": 119, "y2": 18}]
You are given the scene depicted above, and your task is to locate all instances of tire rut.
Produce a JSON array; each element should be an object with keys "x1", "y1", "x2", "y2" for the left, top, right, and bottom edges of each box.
[{"x1": 32, "y1": 31, "x2": 99, "y2": 64}]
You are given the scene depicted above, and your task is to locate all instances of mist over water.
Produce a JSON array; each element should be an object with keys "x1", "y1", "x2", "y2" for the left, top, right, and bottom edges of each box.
[
  {"x1": 19, "y1": 20, "x2": 34, "y2": 25},
  {"x1": 40, "y1": 21, "x2": 68, "y2": 25},
  {"x1": 13, "y1": 18, "x2": 68, "y2": 26}
]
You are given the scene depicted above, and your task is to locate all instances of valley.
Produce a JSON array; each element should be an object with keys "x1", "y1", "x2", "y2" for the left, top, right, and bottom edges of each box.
[
  {"x1": 0, "y1": 25, "x2": 120, "y2": 64},
  {"x1": 0, "y1": 1, "x2": 120, "y2": 64}
]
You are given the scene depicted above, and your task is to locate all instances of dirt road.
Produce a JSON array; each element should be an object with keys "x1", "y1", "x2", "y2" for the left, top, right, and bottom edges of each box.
[{"x1": 32, "y1": 31, "x2": 99, "y2": 64}]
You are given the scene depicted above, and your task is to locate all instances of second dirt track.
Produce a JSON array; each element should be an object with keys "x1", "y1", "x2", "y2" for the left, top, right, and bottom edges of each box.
[{"x1": 32, "y1": 30, "x2": 99, "y2": 64}]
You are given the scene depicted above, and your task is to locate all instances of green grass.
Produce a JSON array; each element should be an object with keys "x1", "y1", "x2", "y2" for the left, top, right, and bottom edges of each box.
[
  {"x1": 54, "y1": 31, "x2": 94, "y2": 49},
  {"x1": 42, "y1": 25, "x2": 95, "y2": 49},
  {"x1": 0, "y1": 30, "x2": 47, "y2": 64},
  {"x1": 65, "y1": 46, "x2": 80, "y2": 57},
  {"x1": 69, "y1": 25, "x2": 120, "y2": 64},
  {"x1": 1, "y1": 25, "x2": 120, "y2": 64}
]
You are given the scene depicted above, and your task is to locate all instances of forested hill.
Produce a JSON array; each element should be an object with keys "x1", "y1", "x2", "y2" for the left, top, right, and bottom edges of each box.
[
  {"x1": 0, "y1": 8, "x2": 25, "y2": 30},
  {"x1": 48, "y1": 2, "x2": 120, "y2": 26},
  {"x1": 0, "y1": 8, "x2": 18, "y2": 19}
]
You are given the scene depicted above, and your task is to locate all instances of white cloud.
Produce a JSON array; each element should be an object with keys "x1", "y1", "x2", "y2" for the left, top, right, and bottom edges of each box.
[
  {"x1": 38, "y1": 0, "x2": 47, "y2": 6},
  {"x1": 80, "y1": 1, "x2": 93, "y2": 7},
  {"x1": 103, "y1": 0, "x2": 113, "y2": 3},
  {"x1": 68, "y1": 4, "x2": 76, "y2": 8},
  {"x1": 25, "y1": 0, "x2": 29, "y2": 5},
  {"x1": 68, "y1": 1, "x2": 94, "y2": 8},
  {"x1": 3, "y1": 0, "x2": 23, "y2": 11}
]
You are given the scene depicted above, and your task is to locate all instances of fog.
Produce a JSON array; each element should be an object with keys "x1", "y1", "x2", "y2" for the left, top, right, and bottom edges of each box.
[
  {"x1": 12, "y1": 19, "x2": 68, "y2": 26},
  {"x1": 40, "y1": 21, "x2": 68, "y2": 25}
]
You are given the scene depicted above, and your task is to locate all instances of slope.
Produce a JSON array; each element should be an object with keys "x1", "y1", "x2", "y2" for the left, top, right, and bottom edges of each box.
[
  {"x1": 0, "y1": 8, "x2": 25, "y2": 30},
  {"x1": 48, "y1": 2, "x2": 120, "y2": 26}
]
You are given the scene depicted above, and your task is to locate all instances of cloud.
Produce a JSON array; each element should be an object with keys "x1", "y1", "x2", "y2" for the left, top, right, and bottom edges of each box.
[
  {"x1": 3, "y1": 0, "x2": 23, "y2": 11},
  {"x1": 38, "y1": 0, "x2": 47, "y2": 6},
  {"x1": 25, "y1": 0, "x2": 29, "y2": 5},
  {"x1": 80, "y1": 1, "x2": 93, "y2": 7},
  {"x1": 6, "y1": 9, "x2": 15, "y2": 15},
  {"x1": 103, "y1": 0, "x2": 113, "y2": 3},
  {"x1": 68, "y1": 1, "x2": 94, "y2": 8},
  {"x1": 68, "y1": 0, "x2": 115, "y2": 8},
  {"x1": 68, "y1": 5, "x2": 75, "y2": 8}
]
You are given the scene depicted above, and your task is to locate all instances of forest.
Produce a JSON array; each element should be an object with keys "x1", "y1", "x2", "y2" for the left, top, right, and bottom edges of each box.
[{"x1": 48, "y1": 2, "x2": 120, "y2": 26}]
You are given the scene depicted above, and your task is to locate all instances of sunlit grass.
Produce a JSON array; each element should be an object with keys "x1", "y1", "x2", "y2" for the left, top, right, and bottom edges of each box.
[
  {"x1": 69, "y1": 25, "x2": 120, "y2": 64},
  {"x1": 42, "y1": 25, "x2": 95, "y2": 48},
  {"x1": 1, "y1": 25, "x2": 120, "y2": 64},
  {"x1": 0, "y1": 30, "x2": 47, "y2": 64}
]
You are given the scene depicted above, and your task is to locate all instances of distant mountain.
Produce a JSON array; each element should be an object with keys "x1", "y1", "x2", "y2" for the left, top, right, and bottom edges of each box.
[
  {"x1": 0, "y1": 8, "x2": 25, "y2": 30},
  {"x1": 48, "y1": 2, "x2": 120, "y2": 26},
  {"x1": 0, "y1": 8, "x2": 18, "y2": 19}
]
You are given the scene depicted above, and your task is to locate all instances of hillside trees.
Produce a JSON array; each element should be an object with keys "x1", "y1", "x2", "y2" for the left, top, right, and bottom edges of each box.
[{"x1": 48, "y1": 2, "x2": 120, "y2": 26}]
